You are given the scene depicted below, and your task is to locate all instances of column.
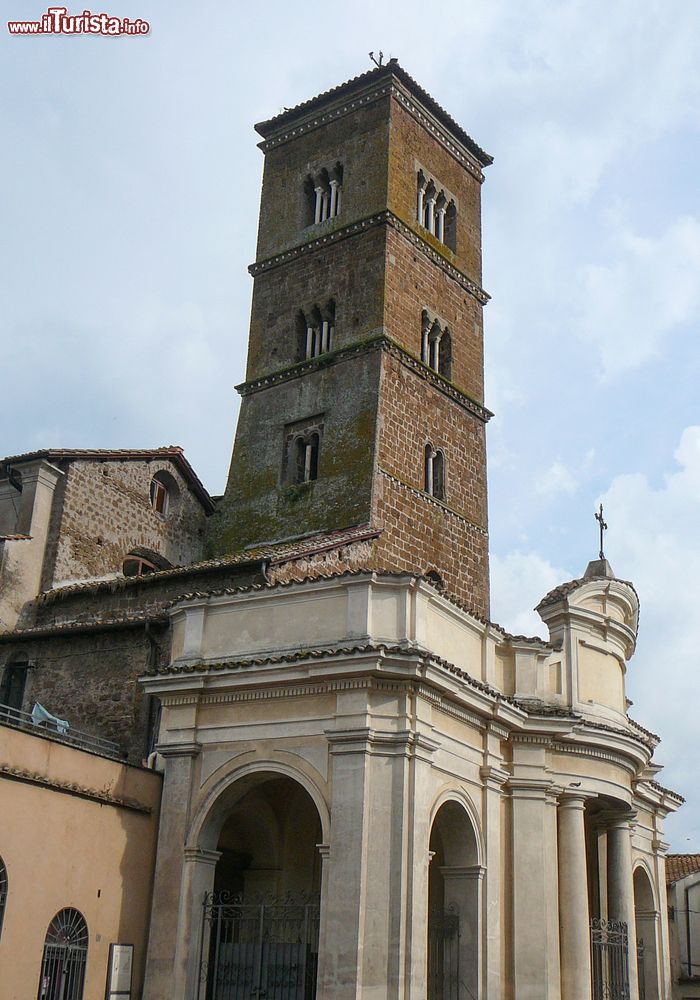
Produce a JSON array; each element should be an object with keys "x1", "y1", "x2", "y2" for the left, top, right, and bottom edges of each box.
[
  {"x1": 480, "y1": 724, "x2": 509, "y2": 1000},
  {"x1": 143, "y1": 742, "x2": 202, "y2": 1000},
  {"x1": 435, "y1": 205, "x2": 446, "y2": 242},
  {"x1": 181, "y1": 846, "x2": 221, "y2": 1000},
  {"x1": 425, "y1": 196, "x2": 436, "y2": 234},
  {"x1": 558, "y1": 794, "x2": 592, "y2": 1000},
  {"x1": 608, "y1": 815, "x2": 639, "y2": 1000},
  {"x1": 329, "y1": 178, "x2": 339, "y2": 217},
  {"x1": 321, "y1": 320, "x2": 329, "y2": 353},
  {"x1": 509, "y1": 735, "x2": 561, "y2": 1000},
  {"x1": 314, "y1": 185, "x2": 324, "y2": 223},
  {"x1": 306, "y1": 325, "x2": 314, "y2": 359},
  {"x1": 417, "y1": 174, "x2": 427, "y2": 223}
]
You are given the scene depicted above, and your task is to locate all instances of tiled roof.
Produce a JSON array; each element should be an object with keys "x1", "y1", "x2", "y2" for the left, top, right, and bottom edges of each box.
[
  {"x1": 536, "y1": 574, "x2": 639, "y2": 612},
  {"x1": 255, "y1": 60, "x2": 493, "y2": 167},
  {"x1": 37, "y1": 524, "x2": 382, "y2": 603},
  {"x1": 667, "y1": 854, "x2": 700, "y2": 884},
  {"x1": 3, "y1": 447, "x2": 216, "y2": 513}
]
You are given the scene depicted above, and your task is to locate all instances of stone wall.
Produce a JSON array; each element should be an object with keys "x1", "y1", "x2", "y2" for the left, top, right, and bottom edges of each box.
[
  {"x1": 255, "y1": 95, "x2": 391, "y2": 261},
  {"x1": 211, "y1": 348, "x2": 381, "y2": 556},
  {"x1": 44, "y1": 458, "x2": 209, "y2": 588}
]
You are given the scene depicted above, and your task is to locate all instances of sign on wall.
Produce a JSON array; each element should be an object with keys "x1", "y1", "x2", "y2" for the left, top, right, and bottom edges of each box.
[{"x1": 105, "y1": 944, "x2": 134, "y2": 999}]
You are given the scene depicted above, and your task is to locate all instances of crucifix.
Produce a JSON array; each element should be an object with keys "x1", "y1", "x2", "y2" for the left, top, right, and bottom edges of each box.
[{"x1": 595, "y1": 503, "x2": 608, "y2": 560}]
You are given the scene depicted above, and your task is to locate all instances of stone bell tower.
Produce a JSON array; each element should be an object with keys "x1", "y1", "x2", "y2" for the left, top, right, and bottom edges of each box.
[{"x1": 211, "y1": 60, "x2": 494, "y2": 616}]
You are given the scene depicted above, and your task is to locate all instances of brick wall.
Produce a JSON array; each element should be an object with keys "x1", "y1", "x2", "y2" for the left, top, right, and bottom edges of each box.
[
  {"x1": 246, "y1": 225, "x2": 386, "y2": 381},
  {"x1": 373, "y1": 351, "x2": 490, "y2": 615},
  {"x1": 256, "y1": 96, "x2": 391, "y2": 261},
  {"x1": 387, "y1": 96, "x2": 484, "y2": 287},
  {"x1": 44, "y1": 458, "x2": 209, "y2": 588},
  {"x1": 383, "y1": 224, "x2": 485, "y2": 403}
]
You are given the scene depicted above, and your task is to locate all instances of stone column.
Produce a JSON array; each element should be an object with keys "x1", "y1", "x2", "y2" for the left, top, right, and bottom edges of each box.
[
  {"x1": 480, "y1": 722, "x2": 509, "y2": 1000},
  {"x1": 181, "y1": 846, "x2": 221, "y2": 1000},
  {"x1": 509, "y1": 735, "x2": 561, "y2": 1000},
  {"x1": 142, "y1": 741, "x2": 201, "y2": 1000},
  {"x1": 557, "y1": 794, "x2": 592, "y2": 1000},
  {"x1": 607, "y1": 815, "x2": 639, "y2": 1000}
]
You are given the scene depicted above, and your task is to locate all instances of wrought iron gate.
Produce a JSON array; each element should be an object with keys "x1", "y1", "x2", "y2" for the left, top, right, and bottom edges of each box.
[
  {"x1": 427, "y1": 906, "x2": 460, "y2": 1000},
  {"x1": 637, "y1": 939, "x2": 646, "y2": 1000},
  {"x1": 590, "y1": 917, "x2": 630, "y2": 1000},
  {"x1": 200, "y1": 892, "x2": 319, "y2": 1000}
]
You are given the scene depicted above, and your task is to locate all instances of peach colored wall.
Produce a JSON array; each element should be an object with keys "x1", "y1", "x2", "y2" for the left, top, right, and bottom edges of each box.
[{"x1": 0, "y1": 726, "x2": 161, "y2": 1000}]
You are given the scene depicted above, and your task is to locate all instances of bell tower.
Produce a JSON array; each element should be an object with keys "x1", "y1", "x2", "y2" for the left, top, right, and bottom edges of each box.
[{"x1": 211, "y1": 61, "x2": 494, "y2": 615}]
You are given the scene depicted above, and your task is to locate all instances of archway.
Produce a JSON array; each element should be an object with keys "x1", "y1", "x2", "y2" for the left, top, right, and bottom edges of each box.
[
  {"x1": 634, "y1": 866, "x2": 659, "y2": 1000},
  {"x1": 199, "y1": 772, "x2": 323, "y2": 1000},
  {"x1": 428, "y1": 799, "x2": 482, "y2": 1000},
  {"x1": 37, "y1": 908, "x2": 88, "y2": 1000}
]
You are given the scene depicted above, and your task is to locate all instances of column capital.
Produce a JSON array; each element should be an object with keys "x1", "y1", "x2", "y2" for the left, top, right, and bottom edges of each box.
[
  {"x1": 558, "y1": 791, "x2": 588, "y2": 811},
  {"x1": 316, "y1": 842, "x2": 331, "y2": 860},
  {"x1": 183, "y1": 846, "x2": 221, "y2": 867},
  {"x1": 157, "y1": 740, "x2": 202, "y2": 759}
]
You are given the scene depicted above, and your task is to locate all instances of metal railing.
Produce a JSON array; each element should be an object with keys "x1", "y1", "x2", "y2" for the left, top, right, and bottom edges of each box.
[
  {"x1": 591, "y1": 917, "x2": 630, "y2": 1000},
  {"x1": 0, "y1": 703, "x2": 121, "y2": 758}
]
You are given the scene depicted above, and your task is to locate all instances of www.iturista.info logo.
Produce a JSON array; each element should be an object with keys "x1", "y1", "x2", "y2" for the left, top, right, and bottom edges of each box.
[{"x1": 8, "y1": 6, "x2": 150, "y2": 35}]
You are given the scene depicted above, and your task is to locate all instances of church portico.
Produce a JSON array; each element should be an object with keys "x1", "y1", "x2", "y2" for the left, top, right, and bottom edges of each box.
[{"x1": 139, "y1": 568, "x2": 678, "y2": 999}]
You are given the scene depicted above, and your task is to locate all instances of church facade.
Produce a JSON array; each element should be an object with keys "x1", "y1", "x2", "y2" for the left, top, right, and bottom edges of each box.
[{"x1": 0, "y1": 62, "x2": 682, "y2": 1000}]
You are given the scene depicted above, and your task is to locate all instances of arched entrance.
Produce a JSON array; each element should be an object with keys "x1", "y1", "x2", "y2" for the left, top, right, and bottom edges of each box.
[
  {"x1": 37, "y1": 908, "x2": 88, "y2": 1000},
  {"x1": 634, "y1": 866, "x2": 659, "y2": 1000},
  {"x1": 199, "y1": 772, "x2": 323, "y2": 1000},
  {"x1": 428, "y1": 799, "x2": 482, "y2": 1000}
]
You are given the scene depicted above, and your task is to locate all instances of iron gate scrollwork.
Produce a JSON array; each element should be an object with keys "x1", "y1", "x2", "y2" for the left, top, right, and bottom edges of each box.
[
  {"x1": 200, "y1": 891, "x2": 320, "y2": 1000},
  {"x1": 427, "y1": 905, "x2": 460, "y2": 1000},
  {"x1": 590, "y1": 917, "x2": 630, "y2": 1000}
]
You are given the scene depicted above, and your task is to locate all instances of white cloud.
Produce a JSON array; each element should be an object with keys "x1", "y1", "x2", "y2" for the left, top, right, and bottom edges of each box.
[
  {"x1": 491, "y1": 427, "x2": 700, "y2": 846},
  {"x1": 576, "y1": 216, "x2": 700, "y2": 376},
  {"x1": 534, "y1": 461, "x2": 578, "y2": 498},
  {"x1": 490, "y1": 549, "x2": 572, "y2": 637}
]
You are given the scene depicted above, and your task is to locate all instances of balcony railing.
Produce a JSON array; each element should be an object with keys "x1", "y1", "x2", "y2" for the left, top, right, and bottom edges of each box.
[{"x1": 0, "y1": 703, "x2": 121, "y2": 758}]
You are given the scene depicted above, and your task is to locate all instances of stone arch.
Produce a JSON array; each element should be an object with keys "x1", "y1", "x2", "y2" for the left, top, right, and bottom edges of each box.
[
  {"x1": 178, "y1": 760, "x2": 330, "y2": 1000},
  {"x1": 634, "y1": 862, "x2": 660, "y2": 1000},
  {"x1": 189, "y1": 757, "x2": 331, "y2": 854},
  {"x1": 428, "y1": 792, "x2": 484, "y2": 999},
  {"x1": 429, "y1": 788, "x2": 485, "y2": 867}
]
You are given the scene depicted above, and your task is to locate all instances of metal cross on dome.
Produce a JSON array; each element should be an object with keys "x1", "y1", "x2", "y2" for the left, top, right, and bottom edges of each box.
[{"x1": 595, "y1": 503, "x2": 608, "y2": 560}]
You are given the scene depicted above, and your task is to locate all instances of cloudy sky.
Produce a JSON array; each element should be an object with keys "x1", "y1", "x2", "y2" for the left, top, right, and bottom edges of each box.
[{"x1": 3, "y1": 0, "x2": 699, "y2": 849}]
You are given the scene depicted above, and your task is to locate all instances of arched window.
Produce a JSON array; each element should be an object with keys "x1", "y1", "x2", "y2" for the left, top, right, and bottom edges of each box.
[
  {"x1": 425, "y1": 445, "x2": 446, "y2": 501},
  {"x1": 421, "y1": 311, "x2": 452, "y2": 378},
  {"x1": 149, "y1": 470, "x2": 179, "y2": 519},
  {"x1": 416, "y1": 169, "x2": 456, "y2": 250},
  {"x1": 122, "y1": 547, "x2": 171, "y2": 578},
  {"x1": 38, "y1": 908, "x2": 88, "y2": 1000},
  {"x1": 0, "y1": 856, "x2": 7, "y2": 938},
  {"x1": 299, "y1": 300, "x2": 335, "y2": 361},
  {"x1": 304, "y1": 163, "x2": 343, "y2": 227},
  {"x1": 294, "y1": 432, "x2": 319, "y2": 484}
]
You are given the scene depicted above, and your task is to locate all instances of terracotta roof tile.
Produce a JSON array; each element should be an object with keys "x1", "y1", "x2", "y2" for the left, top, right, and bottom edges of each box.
[
  {"x1": 3, "y1": 447, "x2": 215, "y2": 513},
  {"x1": 667, "y1": 854, "x2": 700, "y2": 884},
  {"x1": 37, "y1": 524, "x2": 381, "y2": 603}
]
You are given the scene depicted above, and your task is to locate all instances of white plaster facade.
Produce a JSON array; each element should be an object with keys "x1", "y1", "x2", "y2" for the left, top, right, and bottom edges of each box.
[{"x1": 141, "y1": 566, "x2": 680, "y2": 1000}]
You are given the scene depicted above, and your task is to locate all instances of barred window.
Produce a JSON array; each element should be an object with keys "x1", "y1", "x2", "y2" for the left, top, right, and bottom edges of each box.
[{"x1": 38, "y1": 908, "x2": 88, "y2": 1000}]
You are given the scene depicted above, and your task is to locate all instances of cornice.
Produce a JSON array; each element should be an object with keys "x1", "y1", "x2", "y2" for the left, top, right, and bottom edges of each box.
[
  {"x1": 257, "y1": 76, "x2": 486, "y2": 180},
  {"x1": 237, "y1": 334, "x2": 492, "y2": 423},
  {"x1": 0, "y1": 761, "x2": 153, "y2": 813},
  {"x1": 248, "y1": 210, "x2": 490, "y2": 305}
]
